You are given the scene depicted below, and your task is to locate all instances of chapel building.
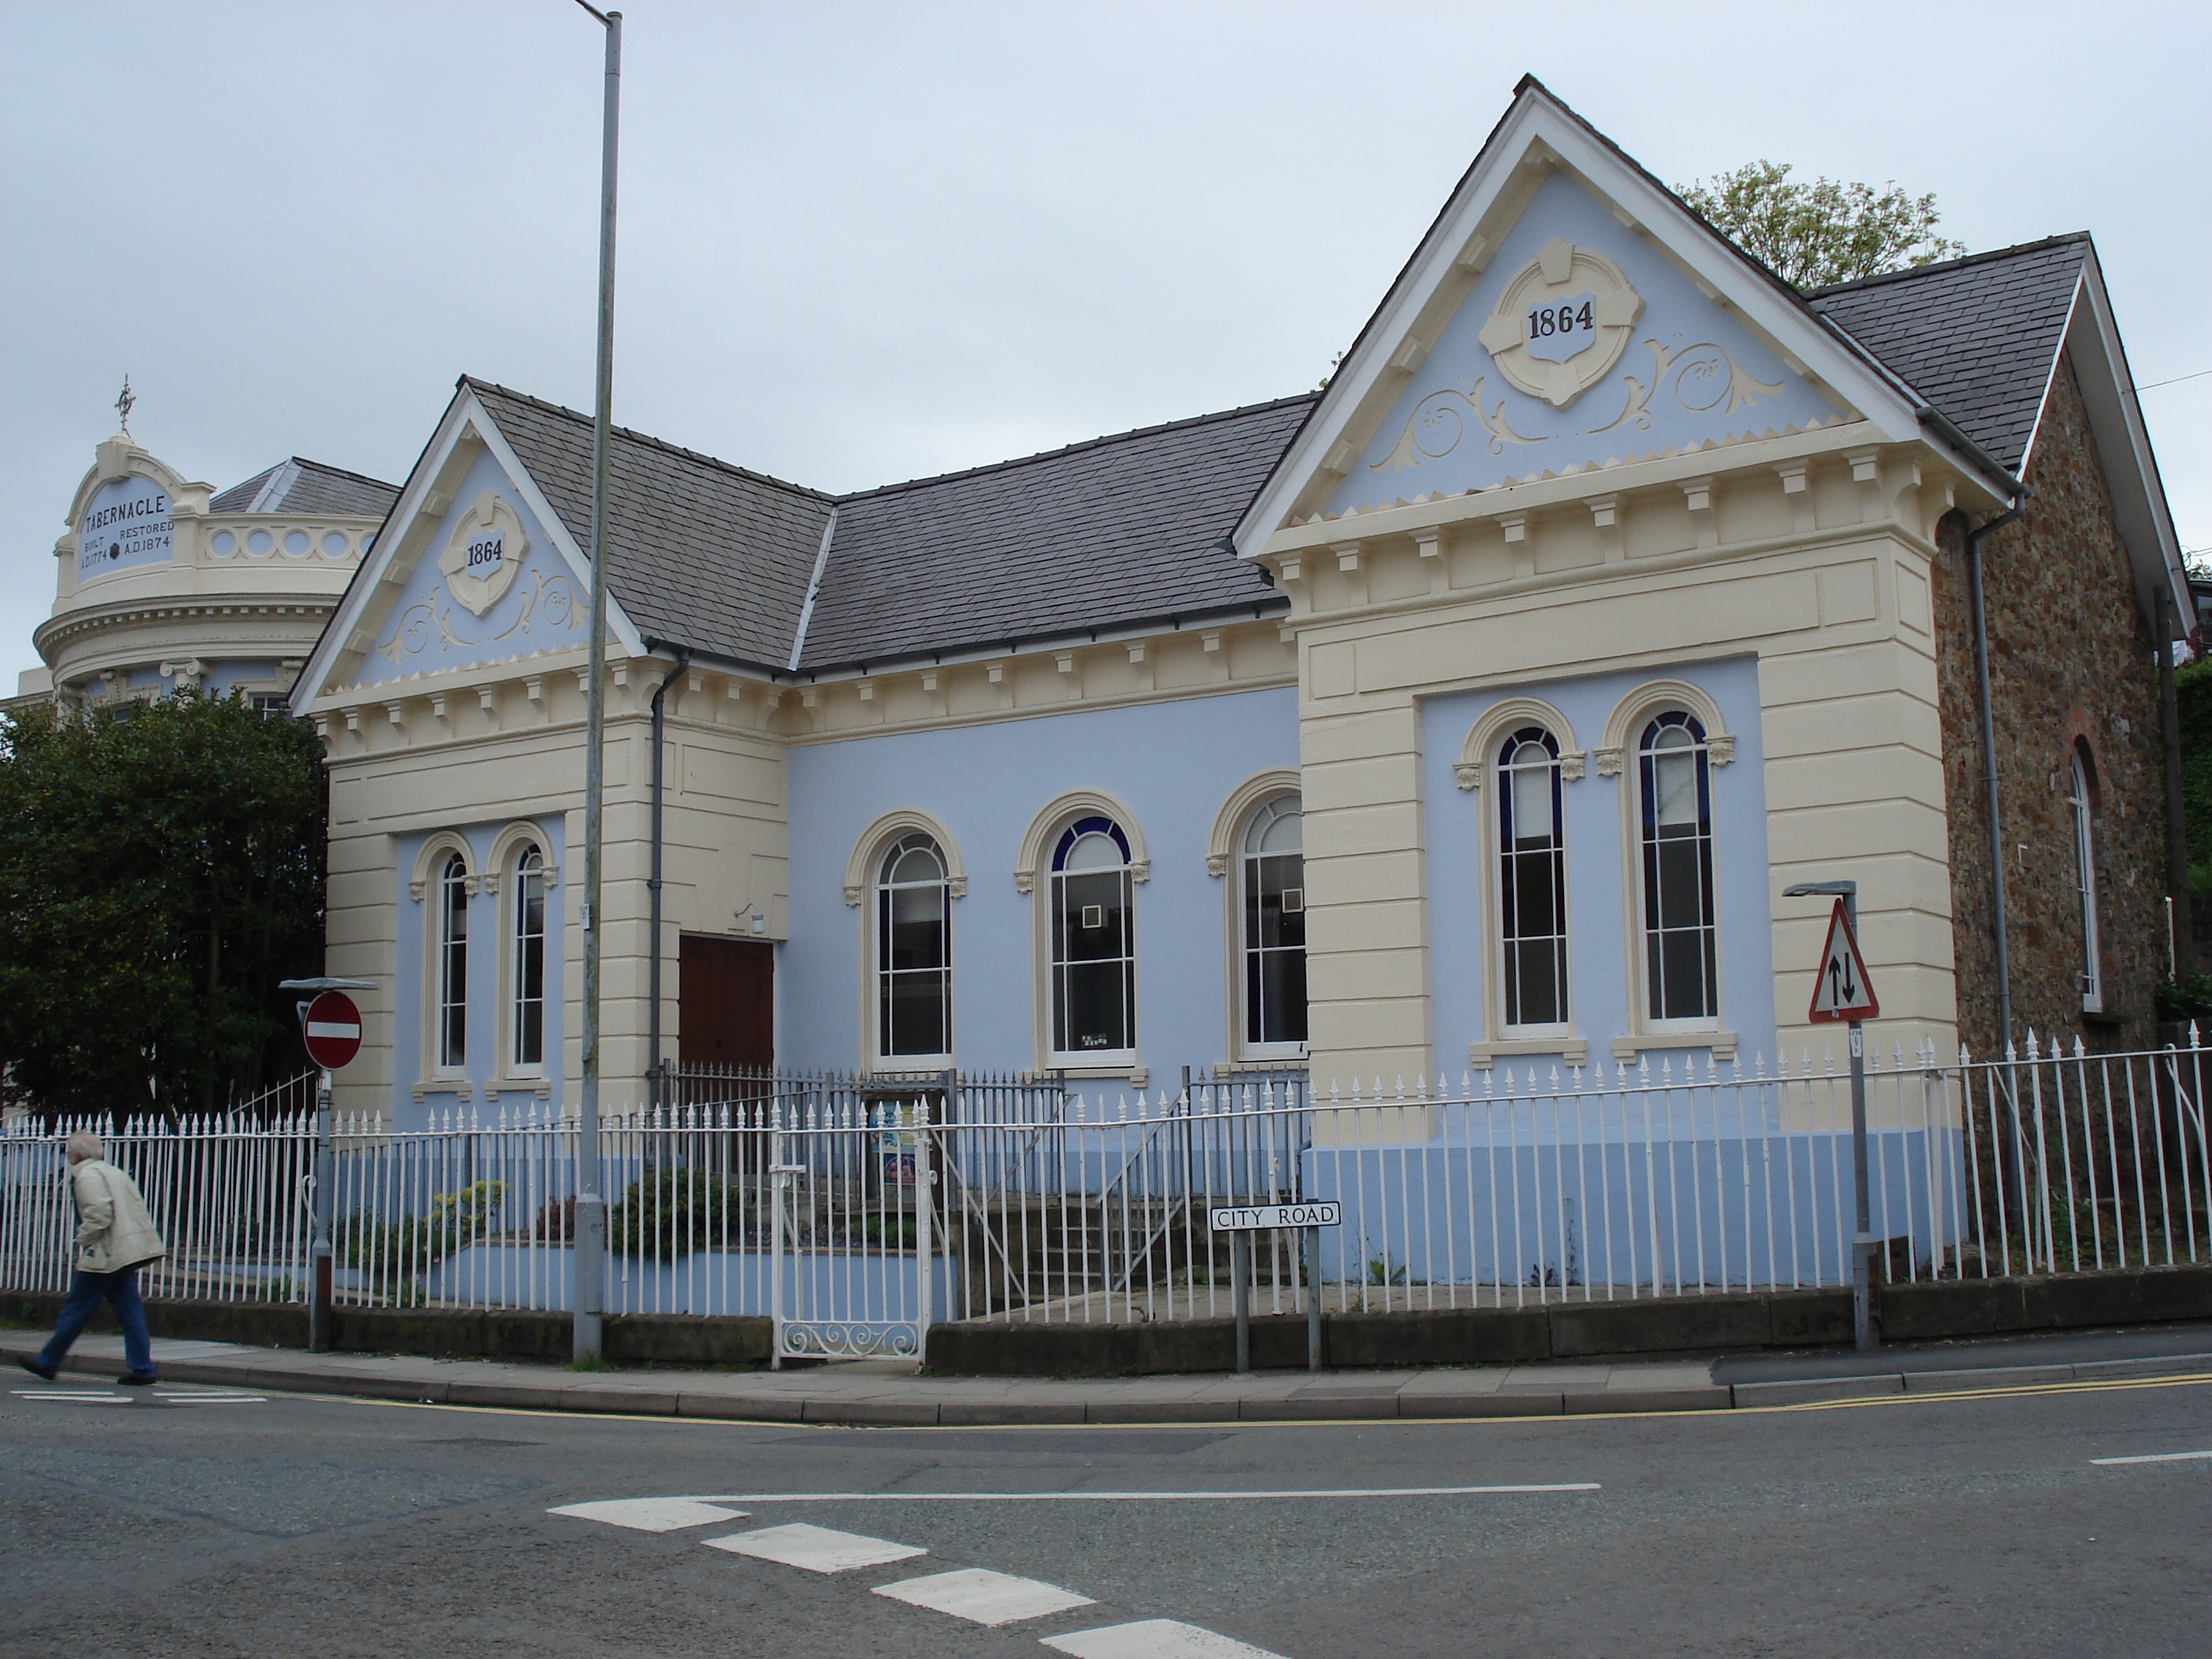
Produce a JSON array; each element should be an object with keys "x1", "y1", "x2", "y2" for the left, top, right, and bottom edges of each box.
[{"x1": 288, "y1": 80, "x2": 2189, "y2": 1128}]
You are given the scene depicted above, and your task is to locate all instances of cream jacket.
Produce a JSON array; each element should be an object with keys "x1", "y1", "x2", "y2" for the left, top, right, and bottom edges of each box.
[{"x1": 71, "y1": 1158, "x2": 166, "y2": 1275}]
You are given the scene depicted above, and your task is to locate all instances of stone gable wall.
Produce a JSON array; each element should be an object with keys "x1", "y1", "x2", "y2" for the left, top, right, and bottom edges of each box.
[{"x1": 1932, "y1": 350, "x2": 2168, "y2": 1058}]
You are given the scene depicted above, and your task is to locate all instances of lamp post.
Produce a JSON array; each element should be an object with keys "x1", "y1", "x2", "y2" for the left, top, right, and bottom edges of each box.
[{"x1": 570, "y1": 0, "x2": 621, "y2": 1364}]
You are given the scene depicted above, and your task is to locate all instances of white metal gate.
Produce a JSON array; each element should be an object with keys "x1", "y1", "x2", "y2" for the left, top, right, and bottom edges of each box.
[{"x1": 770, "y1": 1097, "x2": 938, "y2": 1363}]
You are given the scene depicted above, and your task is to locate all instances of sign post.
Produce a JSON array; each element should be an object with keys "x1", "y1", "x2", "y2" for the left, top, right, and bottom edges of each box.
[
  {"x1": 1787, "y1": 884, "x2": 1881, "y2": 1352},
  {"x1": 280, "y1": 977, "x2": 373, "y2": 1353},
  {"x1": 1210, "y1": 1201, "x2": 1342, "y2": 1372}
]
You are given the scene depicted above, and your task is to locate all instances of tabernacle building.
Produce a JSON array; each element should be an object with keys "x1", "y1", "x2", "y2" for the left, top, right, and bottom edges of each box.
[
  {"x1": 13, "y1": 425, "x2": 397, "y2": 716},
  {"x1": 288, "y1": 80, "x2": 2190, "y2": 1128}
]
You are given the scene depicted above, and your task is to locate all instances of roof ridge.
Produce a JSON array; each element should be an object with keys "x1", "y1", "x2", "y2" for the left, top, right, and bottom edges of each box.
[
  {"x1": 461, "y1": 376, "x2": 837, "y2": 504},
  {"x1": 1805, "y1": 233, "x2": 2089, "y2": 298},
  {"x1": 285, "y1": 456, "x2": 401, "y2": 493},
  {"x1": 833, "y1": 393, "x2": 1320, "y2": 504}
]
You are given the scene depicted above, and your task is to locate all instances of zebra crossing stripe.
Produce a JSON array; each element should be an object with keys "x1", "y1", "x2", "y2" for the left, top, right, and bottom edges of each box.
[
  {"x1": 1045, "y1": 1619, "x2": 1290, "y2": 1658},
  {"x1": 873, "y1": 1567, "x2": 1095, "y2": 1625},
  {"x1": 548, "y1": 1498, "x2": 749, "y2": 1532},
  {"x1": 705, "y1": 1523, "x2": 926, "y2": 1573}
]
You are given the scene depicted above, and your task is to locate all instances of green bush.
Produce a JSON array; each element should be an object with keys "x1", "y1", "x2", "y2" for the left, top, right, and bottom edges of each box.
[
  {"x1": 608, "y1": 1170, "x2": 743, "y2": 1260},
  {"x1": 2156, "y1": 972, "x2": 2212, "y2": 1021},
  {"x1": 339, "y1": 1180, "x2": 507, "y2": 1285}
]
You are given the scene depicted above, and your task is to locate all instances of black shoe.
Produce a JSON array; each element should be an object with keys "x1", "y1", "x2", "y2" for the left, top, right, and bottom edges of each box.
[
  {"x1": 117, "y1": 1372, "x2": 158, "y2": 1386},
  {"x1": 14, "y1": 1356, "x2": 57, "y2": 1382}
]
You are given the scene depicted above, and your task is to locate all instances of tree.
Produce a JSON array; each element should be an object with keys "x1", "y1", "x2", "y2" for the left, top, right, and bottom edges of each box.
[
  {"x1": 1676, "y1": 160, "x2": 1966, "y2": 290},
  {"x1": 0, "y1": 694, "x2": 327, "y2": 1121}
]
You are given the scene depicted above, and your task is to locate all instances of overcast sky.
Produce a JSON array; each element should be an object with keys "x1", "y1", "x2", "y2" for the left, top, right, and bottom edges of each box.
[{"x1": 5, "y1": 2, "x2": 2208, "y2": 687}]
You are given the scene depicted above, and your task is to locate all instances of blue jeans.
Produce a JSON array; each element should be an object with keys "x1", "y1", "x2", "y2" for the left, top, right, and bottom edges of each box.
[{"x1": 39, "y1": 1267, "x2": 154, "y2": 1378}]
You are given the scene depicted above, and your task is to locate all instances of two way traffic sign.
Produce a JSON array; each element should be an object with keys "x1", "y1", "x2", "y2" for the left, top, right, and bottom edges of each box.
[{"x1": 1806, "y1": 898, "x2": 1878, "y2": 1024}]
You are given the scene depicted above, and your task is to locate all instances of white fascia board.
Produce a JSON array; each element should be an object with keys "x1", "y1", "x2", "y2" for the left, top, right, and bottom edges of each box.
[
  {"x1": 293, "y1": 386, "x2": 646, "y2": 713},
  {"x1": 2062, "y1": 252, "x2": 2192, "y2": 633},
  {"x1": 1235, "y1": 89, "x2": 1951, "y2": 551}
]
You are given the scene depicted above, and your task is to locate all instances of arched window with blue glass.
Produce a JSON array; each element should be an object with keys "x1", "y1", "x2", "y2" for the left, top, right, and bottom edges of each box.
[
  {"x1": 1497, "y1": 727, "x2": 1569, "y2": 1031},
  {"x1": 1049, "y1": 815, "x2": 1136, "y2": 1065},
  {"x1": 1639, "y1": 711, "x2": 1719, "y2": 1024},
  {"x1": 877, "y1": 832, "x2": 952, "y2": 1062}
]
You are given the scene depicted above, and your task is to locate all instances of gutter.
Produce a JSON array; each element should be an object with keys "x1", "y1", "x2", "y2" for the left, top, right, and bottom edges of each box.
[
  {"x1": 646, "y1": 645, "x2": 693, "y2": 1103},
  {"x1": 1965, "y1": 490, "x2": 2031, "y2": 1049},
  {"x1": 1917, "y1": 406, "x2": 2021, "y2": 502}
]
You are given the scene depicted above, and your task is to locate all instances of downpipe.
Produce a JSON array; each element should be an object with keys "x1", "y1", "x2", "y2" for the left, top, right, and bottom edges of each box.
[{"x1": 646, "y1": 646, "x2": 691, "y2": 1115}]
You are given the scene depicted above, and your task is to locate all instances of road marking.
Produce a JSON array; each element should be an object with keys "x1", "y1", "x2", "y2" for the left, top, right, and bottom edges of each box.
[
  {"x1": 874, "y1": 1566, "x2": 1094, "y2": 1625},
  {"x1": 1756, "y1": 1372, "x2": 2212, "y2": 1413},
  {"x1": 156, "y1": 1393, "x2": 266, "y2": 1403},
  {"x1": 679, "y1": 1483, "x2": 1598, "y2": 1503},
  {"x1": 549, "y1": 1497, "x2": 750, "y2": 1532},
  {"x1": 705, "y1": 1522, "x2": 927, "y2": 1573},
  {"x1": 2091, "y1": 1448, "x2": 2212, "y2": 1465},
  {"x1": 13, "y1": 1391, "x2": 130, "y2": 1403},
  {"x1": 1046, "y1": 1619, "x2": 1290, "y2": 1659}
]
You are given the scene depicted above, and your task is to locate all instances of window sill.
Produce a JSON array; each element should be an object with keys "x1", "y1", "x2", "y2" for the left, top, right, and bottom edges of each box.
[
  {"x1": 412, "y1": 1079, "x2": 476, "y2": 1102},
  {"x1": 489, "y1": 1075, "x2": 552, "y2": 1101},
  {"x1": 1611, "y1": 1031, "x2": 1739, "y2": 1064},
  {"x1": 1469, "y1": 1038, "x2": 1589, "y2": 1071},
  {"x1": 1048, "y1": 1063, "x2": 1148, "y2": 1087}
]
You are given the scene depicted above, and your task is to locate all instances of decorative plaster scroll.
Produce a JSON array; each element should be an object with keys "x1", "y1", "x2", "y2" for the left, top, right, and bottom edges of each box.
[
  {"x1": 408, "y1": 832, "x2": 476, "y2": 904},
  {"x1": 1014, "y1": 789, "x2": 1149, "y2": 896},
  {"x1": 1368, "y1": 379, "x2": 1546, "y2": 474},
  {"x1": 844, "y1": 808, "x2": 967, "y2": 908},
  {"x1": 1206, "y1": 770, "x2": 1301, "y2": 877},
  {"x1": 1592, "y1": 747, "x2": 1624, "y2": 778},
  {"x1": 1591, "y1": 339, "x2": 1785, "y2": 435}
]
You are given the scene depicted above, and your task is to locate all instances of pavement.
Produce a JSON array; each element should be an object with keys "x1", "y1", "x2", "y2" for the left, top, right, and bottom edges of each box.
[
  {"x1": 6, "y1": 1318, "x2": 2210, "y2": 1424},
  {"x1": 9, "y1": 1337, "x2": 2212, "y2": 1657}
]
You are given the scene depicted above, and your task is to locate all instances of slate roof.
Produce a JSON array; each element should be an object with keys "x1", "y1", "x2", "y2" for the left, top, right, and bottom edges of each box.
[
  {"x1": 467, "y1": 380, "x2": 833, "y2": 673},
  {"x1": 436, "y1": 240, "x2": 2092, "y2": 677},
  {"x1": 797, "y1": 396, "x2": 1311, "y2": 672},
  {"x1": 1807, "y1": 236, "x2": 2087, "y2": 475},
  {"x1": 210, "y1": 457, "x2": 401, "y2": 518}
]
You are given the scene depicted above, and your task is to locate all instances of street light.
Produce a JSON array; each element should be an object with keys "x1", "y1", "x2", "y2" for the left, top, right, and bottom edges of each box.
[{"x1": 570, "y1": 0, "x2": 622, "y2": 1364}]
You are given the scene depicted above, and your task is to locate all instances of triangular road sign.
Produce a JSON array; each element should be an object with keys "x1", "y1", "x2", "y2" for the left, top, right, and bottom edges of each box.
[{"x1": 1807, "y1": 899, "x2": 1878, "y2": 1023}]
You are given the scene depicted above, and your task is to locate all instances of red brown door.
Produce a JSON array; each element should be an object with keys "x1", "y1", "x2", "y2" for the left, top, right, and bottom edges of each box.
[{"x1": 679, "y1": 936, "x2": 774, "y2": 1069}]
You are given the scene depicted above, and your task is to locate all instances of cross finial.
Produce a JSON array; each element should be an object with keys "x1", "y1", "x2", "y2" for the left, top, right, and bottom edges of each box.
[{"x1": 115, "y1": 375, "x2": 135, "y2": 436}]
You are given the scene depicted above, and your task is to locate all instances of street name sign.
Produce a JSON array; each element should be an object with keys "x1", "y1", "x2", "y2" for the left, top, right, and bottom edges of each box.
[
  {"x1": 302, "y1": 991, "x2": 364, "y2": 1070},
  {"x1": 1209, "y1": 1202, "x2": 1341, "y2": 1232},
  {"x1": 1806, "y1": 898, "x2": 1879, "y2": 1024}
]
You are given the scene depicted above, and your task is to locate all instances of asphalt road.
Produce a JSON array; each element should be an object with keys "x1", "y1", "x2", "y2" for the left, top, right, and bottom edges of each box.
[{"x1": 2, "y1": 1370, "x2": 2207, "y2": 1657}]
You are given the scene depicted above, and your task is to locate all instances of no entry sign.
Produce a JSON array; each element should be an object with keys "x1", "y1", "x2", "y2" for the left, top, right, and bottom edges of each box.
[{"x1": 302, "y1": 991, "x2": 364, "y2": 1070}]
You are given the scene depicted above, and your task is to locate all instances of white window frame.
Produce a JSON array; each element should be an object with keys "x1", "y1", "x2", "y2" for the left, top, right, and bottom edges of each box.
[
  {"x1": 434, "y1": 851, "x2": 471, "y2": 1076},
  {"x1": 1046, "y1": 815, "x2": 1138, "y2": 1071},
  {"x1": 507, "y1": 844, "x2": 548, "y2": 1076},
  {"x1": 1496, "y1": 727, "x2": 1573, "y2": 1038},
  {"x1": 1636, "y1": 711, "x2": 1721, "y2": 1033},
  {"x1": 1236, "y1": 793, "x2": 1308, "y2": 1062},
  {"x1": 2070, "y1": 748, "x2": 2103, "y2": 1013},
  {"x1": 873, "y1": 831, "x2": 954, "y2": 1069}
]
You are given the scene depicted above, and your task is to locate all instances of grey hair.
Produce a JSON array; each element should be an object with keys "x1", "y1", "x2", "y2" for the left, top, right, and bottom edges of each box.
[{"x1": 64, "y1": 1131, "x2": 103, "y2": 1162}]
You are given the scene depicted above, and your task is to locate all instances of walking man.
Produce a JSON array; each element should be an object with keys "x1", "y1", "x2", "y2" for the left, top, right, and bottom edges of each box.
[{"x1": 16, "y1": 1133, "x2": 166, "y2": 1384}]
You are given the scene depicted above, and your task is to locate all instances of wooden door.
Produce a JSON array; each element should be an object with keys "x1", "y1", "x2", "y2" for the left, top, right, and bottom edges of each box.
[{"x1": 679, "y1": 936, "x2": 774, "y2": 1069}]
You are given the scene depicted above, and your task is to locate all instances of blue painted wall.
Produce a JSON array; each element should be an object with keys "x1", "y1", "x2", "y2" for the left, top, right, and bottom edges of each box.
[
  {"x1": 391, "y1": 815, "x2": 569, "y2": 1129},
  {"x1": 1421, "y1": 657, "x2": 1773, "y2": 1079},
  {"x1": 1330, "y1": 170, "x2": 1839, "y2": 513},
  {"x1": 782, "y1": 688, "x2": 1300, "y2": 1077},
  {"x1": 357, "y1": 445, "x2": 586, "y2": 687}
]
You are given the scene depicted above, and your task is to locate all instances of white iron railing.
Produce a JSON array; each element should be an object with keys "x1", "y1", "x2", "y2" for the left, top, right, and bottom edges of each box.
[{"x1": 4, "y1": 1039, "x2": 2207, "y2": 1356}]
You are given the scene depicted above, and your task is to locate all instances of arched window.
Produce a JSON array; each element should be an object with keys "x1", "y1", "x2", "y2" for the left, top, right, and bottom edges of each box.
[
  {"x1": 877, "y1": 833, "x2": 951, "y2": 1061},
  {"x1": 1240, "y1": 795, "x2": 1306, "y2": 1056},
  {"x1": 1639, "y1": 712, "x2": 1717, "y2": 1024},
  {"x1": 1050, "y1": 816, "x2": 1135, "y2": 1064},
  {"x1": 511, "y1": 845, "x2": 546, "y2": 1071},
  {"x1": 2070, "y1": 747, "x2": 2102, "y2": 1013},
  {"x1": 436, "y1": 851, "x2": 470, "y2": 1071},
  {"x1": 1498, "y1": 727, "x2": 1569, "y2": 1030}
]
